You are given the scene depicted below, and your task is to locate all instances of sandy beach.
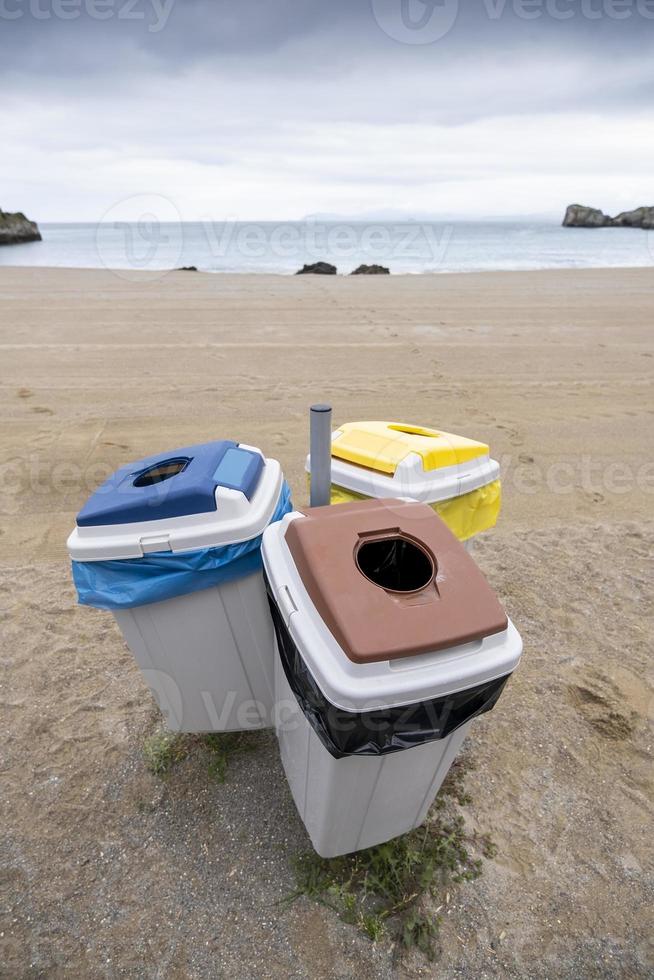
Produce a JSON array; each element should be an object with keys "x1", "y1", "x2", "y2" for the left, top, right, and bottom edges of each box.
[{"x1": 1, "y1": 265, "x2": 652, "y2": 977}]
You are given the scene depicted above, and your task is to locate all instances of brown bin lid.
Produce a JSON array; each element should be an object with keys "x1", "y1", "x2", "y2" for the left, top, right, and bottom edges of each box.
[{"x1": 285, "y1": 498, "x2": 508, "y2": 665}]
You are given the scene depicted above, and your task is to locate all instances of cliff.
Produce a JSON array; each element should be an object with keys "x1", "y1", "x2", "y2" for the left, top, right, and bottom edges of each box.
[
  {"x1": 563, "y1": 204, "x2": 654, "y2": 230},
  {"x1": 0, "y1": 209, "x2": 42, "y2": 245},
  {"x1": 611, "y1": 206, "x2": 654, "y2": 230}
]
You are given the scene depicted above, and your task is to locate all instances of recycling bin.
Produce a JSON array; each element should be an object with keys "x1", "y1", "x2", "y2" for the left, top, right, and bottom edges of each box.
[
  {"x1": 68, "y1": 440, "x2": 292, "y2": 732},
  {"x1": 305, "y1": 420, "x2": 501, "y2": 547},
  {"x1": 262, "y1": 498, "x2": 521, "y2": 858}
]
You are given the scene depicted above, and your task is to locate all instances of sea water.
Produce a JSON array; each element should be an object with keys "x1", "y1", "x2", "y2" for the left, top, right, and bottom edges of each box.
[{"x1": 0, "y1": 220, "x2": 651, "y2": 275}]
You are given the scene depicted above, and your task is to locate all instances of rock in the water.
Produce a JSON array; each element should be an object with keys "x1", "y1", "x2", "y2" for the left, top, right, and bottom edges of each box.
[
  {"x1": 350, "y1": 264, "x2": 390, "y2": 275},
  {"x1": 562, "y1": 204, "x2": 611, "y2": 228},
  {"x1": 563, "y1": 203, "x2": 654, "y2": 229},
  {"x1": 0, "y1": 209, "x2": 42, "y2": 245},
  {"x1": 177, "y1": 265, "x2": 198, "y2": 271},
  {"x1": 610, "y1": 206, "x2": 654, "y2": 230},
  {"x1": 295, "y1": 262, "x2": 337, "y2": 275}
]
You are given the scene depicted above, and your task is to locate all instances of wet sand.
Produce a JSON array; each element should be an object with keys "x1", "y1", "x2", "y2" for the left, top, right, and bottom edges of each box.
[{"x1": 1, "y1": 266, "x2": 652, "y2": 977}]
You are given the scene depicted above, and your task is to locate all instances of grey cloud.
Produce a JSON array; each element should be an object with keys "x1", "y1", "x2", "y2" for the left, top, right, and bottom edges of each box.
[
  {"x1": 2, "y1": 0, "x2": 654, "y2": 77},
  {"x1": 0, "y1": 0, "x2": 349, "y2": 74},
  {"x1": 1, "y1": 0, "x2": 652, "y2": 130},
  {"x1": 2, "y1": 0, "x2": 653, "y2": 226}
]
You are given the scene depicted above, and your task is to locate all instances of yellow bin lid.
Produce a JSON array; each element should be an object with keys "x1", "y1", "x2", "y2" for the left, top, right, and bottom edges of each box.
[{"x1": 331, "y1": 421, "x2": 489, "y2": 474}]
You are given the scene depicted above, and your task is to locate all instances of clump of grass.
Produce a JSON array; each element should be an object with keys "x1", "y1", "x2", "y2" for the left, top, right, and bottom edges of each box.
[
  {"x1": 435, "y1": 754, "x2": 475, "y2": 807},
  {"x1": 143, "y1": 731, "x2": 189, "y2": 776},
  {"x1": 201, "y1": 731, "x2": 260, "y2": 783},
  {"x1": 290, "y1": 754, "x2": 494, "y2": 959},
  {"x1": 143, "y1": 729, "x2": 262, "y2": 782}
]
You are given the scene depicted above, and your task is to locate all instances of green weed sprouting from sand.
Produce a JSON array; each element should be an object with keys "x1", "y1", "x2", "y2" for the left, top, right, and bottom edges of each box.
[
  {"x1": 142, "y1": 731, "x2": 188, "y2": 776},
  {"x1": 289, "y1": 756, "x2": 494, "y2": 960},
  {"x1": 143, "y1": 729, "x2": 262, "y2": 782},
  {"x1": 201, "y1": 731, "x2": 261, "y2": 783}
]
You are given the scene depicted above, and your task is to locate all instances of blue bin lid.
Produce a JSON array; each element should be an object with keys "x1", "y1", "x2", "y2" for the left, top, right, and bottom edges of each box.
[{"x1": 77, "y1": 440, "x2": 265, "y2": 527}]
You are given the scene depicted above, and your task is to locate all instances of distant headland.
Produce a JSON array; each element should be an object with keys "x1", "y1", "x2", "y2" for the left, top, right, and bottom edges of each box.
[
  {"x1": 0, "y1": 209, "x2": 42, "y2": 245},
  {"x1": 563, "y1": 204, "x2": 654, "y2": 230}
]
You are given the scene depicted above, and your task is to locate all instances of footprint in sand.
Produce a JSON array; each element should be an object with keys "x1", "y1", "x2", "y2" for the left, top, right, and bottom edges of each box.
[
  {"x1": 30, "y1": 406, "x2": 54, "y2": 415},
  {"x1": 568, "y1": 673, "x2": 636, "y2": 741},
  {"x1": 17, "y1": 387, "x2": 33, "y2": 399},
  {"x1": 496, "y1": 423, "x2": 524, "y2": 447},
  {"x1": 429, "y1": 360, "x2": 445, "y2": 381}
]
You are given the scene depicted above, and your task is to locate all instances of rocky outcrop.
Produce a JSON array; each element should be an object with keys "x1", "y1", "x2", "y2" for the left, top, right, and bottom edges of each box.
[
  {"x1": 350, "y1": 264, "x2": 390, "y2": 275},
  {"x1": 295, "y1": 261, "x2": 337, "y2": 275},
  {"x1": 563, "y1": 204, "x2": 654, "y2": 229},
  {"x1": 562, "y1": 205, "x2": 611, "y2": 228},
  {"x1": 611, "y1": 207, "x2": 654, "y2": 230},
  {"x1": 0, "y1": 209, "x2": 41, "y2": 245}
]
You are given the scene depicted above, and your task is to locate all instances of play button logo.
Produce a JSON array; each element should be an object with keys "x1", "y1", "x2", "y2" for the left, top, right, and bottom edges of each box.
[{"x1": 370, "y1": 0, "x2": 460, "y2": 44}]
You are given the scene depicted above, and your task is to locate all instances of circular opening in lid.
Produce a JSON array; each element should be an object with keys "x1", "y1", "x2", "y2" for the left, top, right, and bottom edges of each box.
[
  {"x1": 133, "y1": 457, "x2": 190, "y2": 487},
  {"x1": 355, "y1": 536, "x2": 434, "y2": 593}
]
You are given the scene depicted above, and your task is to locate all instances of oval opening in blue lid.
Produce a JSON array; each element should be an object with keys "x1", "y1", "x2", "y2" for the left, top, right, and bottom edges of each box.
[{"x1": 133, "y1": 458, "x2": 191, "y2": 488}]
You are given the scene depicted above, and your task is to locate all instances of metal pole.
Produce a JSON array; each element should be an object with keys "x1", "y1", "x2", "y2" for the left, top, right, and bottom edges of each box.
[{"x1": 310, "y1": 403, "x2": 332, "y2": 508}]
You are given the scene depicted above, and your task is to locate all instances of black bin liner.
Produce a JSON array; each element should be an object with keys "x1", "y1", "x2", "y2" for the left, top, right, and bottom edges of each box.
[
  {"x1": 265, "y1": 576, "x2": 510, "y2": 760},
  {"x1": 356, "y1": 536, "x2": 434, "y2": 593}
]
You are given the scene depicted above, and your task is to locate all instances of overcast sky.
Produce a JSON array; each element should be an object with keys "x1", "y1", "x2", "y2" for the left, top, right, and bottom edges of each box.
[{"x1": 2, "y1": 0, "x2": 653, "y2": 221}]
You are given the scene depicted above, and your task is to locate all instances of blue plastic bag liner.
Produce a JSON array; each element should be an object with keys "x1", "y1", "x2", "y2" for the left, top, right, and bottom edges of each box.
[{"x1": 72, "y1": 480, "x2": 292, "y2": 610}]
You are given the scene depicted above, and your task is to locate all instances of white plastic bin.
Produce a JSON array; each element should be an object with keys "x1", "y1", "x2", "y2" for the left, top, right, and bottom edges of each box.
[
  {"x1": 262, "y1": 498, "x2": 521, "y2": 858},
  {"x1": 68, "y1": 439, "x2": 290, "y2": 732}
]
